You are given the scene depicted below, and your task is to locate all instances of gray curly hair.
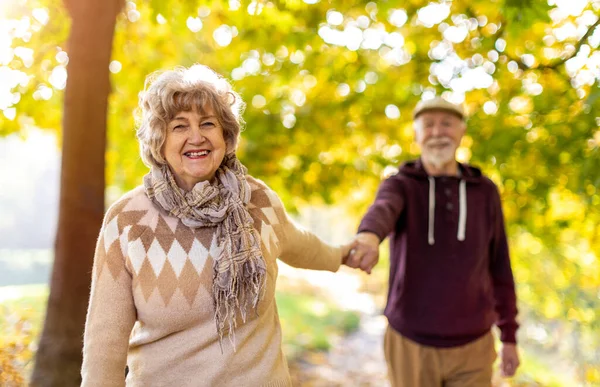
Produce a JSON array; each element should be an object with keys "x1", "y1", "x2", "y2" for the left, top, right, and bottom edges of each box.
[{"x1": 135, "y1": 64, "x2": 245, "y2": 168}]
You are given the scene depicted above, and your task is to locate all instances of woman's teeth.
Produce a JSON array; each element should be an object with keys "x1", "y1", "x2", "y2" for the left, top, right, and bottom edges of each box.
[{"x1": 186, "y1": 150, "x2": 210, "y2": 156}]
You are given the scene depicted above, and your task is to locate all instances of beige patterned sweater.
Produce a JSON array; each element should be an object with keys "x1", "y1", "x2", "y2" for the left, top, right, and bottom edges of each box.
[{"x1": 81, "y1": 176, "x2": 343, "y2": 387}]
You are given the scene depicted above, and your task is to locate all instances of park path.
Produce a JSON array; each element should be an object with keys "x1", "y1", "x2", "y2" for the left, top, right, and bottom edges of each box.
[
  {"x1": 277, "y1": 263, "x2": 390, "y2": 386},
  {"x1": 288, "y1": 312, "x2": 390, "y2": 387}
]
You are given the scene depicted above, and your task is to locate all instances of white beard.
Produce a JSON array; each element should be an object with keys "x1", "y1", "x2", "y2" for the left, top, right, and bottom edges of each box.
[{"x1": 422, "y1": 137, "x2": 456, "y2": 169}]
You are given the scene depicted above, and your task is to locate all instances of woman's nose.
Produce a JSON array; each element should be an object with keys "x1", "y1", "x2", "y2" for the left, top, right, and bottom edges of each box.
[{"x1": 188, "y1": 126, "x2": 205, "y2": 143}]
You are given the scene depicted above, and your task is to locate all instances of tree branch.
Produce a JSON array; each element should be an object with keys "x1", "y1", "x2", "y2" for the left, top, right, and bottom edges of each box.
[{"x1": 509, "y1": 16, "x2": 600, "y2": 71}]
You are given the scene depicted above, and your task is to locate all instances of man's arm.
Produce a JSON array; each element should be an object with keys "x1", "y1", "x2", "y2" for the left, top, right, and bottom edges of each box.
[
  {"x1": 489, "y1": 184, "x2": 520, "y2": 376},
  {"x1": 357, "y1": 176, "x2": 405, "y2": 241},
  {"x1": 347, "y1": 176, "x2": 405, "y2": 273}
]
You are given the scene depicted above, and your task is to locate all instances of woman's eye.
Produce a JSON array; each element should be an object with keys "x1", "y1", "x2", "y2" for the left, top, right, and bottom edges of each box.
[
  {"x1": 173, "y1": 125, "x2": 187, "y2": 130},
  {"x1": 202, "y1": 121, "x2": 215, "y2": 127}
]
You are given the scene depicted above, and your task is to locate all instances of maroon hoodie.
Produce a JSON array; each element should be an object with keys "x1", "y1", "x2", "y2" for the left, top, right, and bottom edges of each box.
[{"x1": 358, "y1": 159, "x2": 518, "y2": 347}]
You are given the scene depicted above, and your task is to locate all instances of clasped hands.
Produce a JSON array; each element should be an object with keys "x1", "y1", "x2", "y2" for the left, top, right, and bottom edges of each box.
[{"x1": 340, "y1": 232, "x2": 380, "y2": 274}]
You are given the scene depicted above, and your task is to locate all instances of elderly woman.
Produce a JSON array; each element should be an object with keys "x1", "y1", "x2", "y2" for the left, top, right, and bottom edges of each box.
[{"x1": 81, "y1": 65, "x2": 356, "y2": 386}]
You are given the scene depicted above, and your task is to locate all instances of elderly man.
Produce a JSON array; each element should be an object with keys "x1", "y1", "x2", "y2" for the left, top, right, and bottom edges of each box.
[{"x1": 349, "y1": 97, "x2": 520, "y2": 386}]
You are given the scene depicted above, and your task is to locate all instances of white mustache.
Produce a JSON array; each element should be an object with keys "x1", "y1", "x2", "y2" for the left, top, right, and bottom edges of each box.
[{"x1": 426, "y1": 137, "x2": 453, "y2": 147}]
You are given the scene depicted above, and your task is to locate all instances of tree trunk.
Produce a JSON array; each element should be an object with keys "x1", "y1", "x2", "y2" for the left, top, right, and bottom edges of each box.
[{"x1": 31, "y1": 0, "x2": 123, "y2": 385}]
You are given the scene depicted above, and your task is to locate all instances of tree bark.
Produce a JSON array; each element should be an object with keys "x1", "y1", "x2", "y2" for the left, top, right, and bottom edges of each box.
[{"x1": 31, "y1": 0, "x2": 123, "y2": 385}]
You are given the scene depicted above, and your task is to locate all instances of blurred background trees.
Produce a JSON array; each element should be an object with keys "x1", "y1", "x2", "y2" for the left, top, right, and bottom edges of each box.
[{"x1": 0, "y1": 0, "x2": 599, "y2": 385}]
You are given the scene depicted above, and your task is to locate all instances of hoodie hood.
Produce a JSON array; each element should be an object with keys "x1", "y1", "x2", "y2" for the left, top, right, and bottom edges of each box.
[{"x1": 398, "y1": 158, "x2": 481, "y2": 245}]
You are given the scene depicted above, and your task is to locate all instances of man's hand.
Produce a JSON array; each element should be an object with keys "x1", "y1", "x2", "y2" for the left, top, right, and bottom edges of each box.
[
  {"x1": 344, "y1": 232, "x2": 380, "y2": 274},
  {"x1": 499, "y1": 343, "x2": 520, "y2": 377}
]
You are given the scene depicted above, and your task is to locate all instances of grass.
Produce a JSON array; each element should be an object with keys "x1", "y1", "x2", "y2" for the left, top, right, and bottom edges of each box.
[
  {"x1": 276, "y1": 289, "x2": 360, "y2": 359},
  {"x1": 0, "y1": 284, "x2": 48, "y2": 340},
  {"x1": 0, "y1": 284, "x2": 48, "y2": 385}
]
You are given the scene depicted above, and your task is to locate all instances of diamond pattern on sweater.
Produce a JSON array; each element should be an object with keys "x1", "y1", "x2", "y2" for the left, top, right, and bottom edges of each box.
[
  {"x1": 175, "y1": 221, "x2": 196, "y2": 253},
  {"x1": 188, "y1": 238, "x2": 210, "y2": 274},
  {"x1": 247, "y1": 184, "x2": 285, "y2": 256},
  {"x1": 106, "y1": 241, "x2": 126, "y2": 280},
  {"x1": 128, "y1": 224, "x2": 148, "y2": 243},
  {"x1": 147, "y1": 239, "x2": 168, "y2": 276},
  {"x1": 260, "y1": 224, "x2": 277, "y2": 255},
  {"x1": 94, "y1": 236, "x2": 108, "y2": 280},
  {"x1": 118, "y1": 210, "x2": 146, "y2": 230},
  {"x1": 103, "y1": 217, "x2": 120, "y2": 252},
  {"x1": 138, "y1": 225, "x2": 156, "y2": 251},
  {"x1": 97, "y1": 181, "x2": 284, "y2": 308},
  {"x1": 194, "y1": 227, "x2": 216, "y2": 250},
  {"x1": 167, "y1": 241, "x2": 188, "y2": 276},
  {"x1": 179, "y1": 259, "x2": 202, "y2": 305},
  {"x1": 137, "y1": 258, "x2": 158, "y2": 302},
  {"x1": 157, "y1": 259, "x2": 178, "y2": 305},
  {"x1": 261, "y1": 207, "x2": 279, "y2": 225},
  {"x1": 128, "y1": 238, "x2": 147, "y2": 275},
  {"x1": 208, "y1": 234, "x2": 221, "y2": 261},
  {"x1": 155, "y1": 216, "x2": 176, "y2": 252},
  {"x1": 105, "y1": 197, "x2": 132, "y2": 224},
  {"x1": 162, "y1": 214, "x2": 180, "y2": 233},
  {"x1": 120, "y1": 226, "x2": 130, "y2": 260},
  {"x1": 198, "y1": 254, "x2": 214, "y2": 294},
  {"x1": 122, "y1": 213, "x2": 215, "y2": 306}
]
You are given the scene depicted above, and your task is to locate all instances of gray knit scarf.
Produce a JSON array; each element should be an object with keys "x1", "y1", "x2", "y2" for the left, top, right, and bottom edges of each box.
[{"x1": 143, "y1": 154, "x2": 266, "y2": 350}]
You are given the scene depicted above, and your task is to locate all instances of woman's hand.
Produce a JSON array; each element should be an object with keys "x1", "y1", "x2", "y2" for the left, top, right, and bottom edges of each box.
[{"x1": 340, "y1": 239, "x2": 358, "y2": 266}]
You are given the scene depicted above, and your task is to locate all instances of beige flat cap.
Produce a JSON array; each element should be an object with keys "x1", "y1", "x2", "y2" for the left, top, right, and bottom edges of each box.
[{"x1": 413, "y1": 97, "x2": 465, "y2": 120}]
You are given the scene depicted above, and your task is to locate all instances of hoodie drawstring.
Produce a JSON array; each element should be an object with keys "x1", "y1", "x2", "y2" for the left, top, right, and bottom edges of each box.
[
  {"x1": 427, "y1": 177, "x2": 467, "y2": 245},
  {"x1": 428, "y1": 177, "x2": 435, "y2": 245},
  {"x1": 457, "y1": 179, "x2": 467, "y2": 241}
]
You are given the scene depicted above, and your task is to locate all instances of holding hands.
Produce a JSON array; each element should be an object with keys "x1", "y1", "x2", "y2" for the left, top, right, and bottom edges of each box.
[{"x1": 341, "y1": 232, "x2": 380, "y2": 274}]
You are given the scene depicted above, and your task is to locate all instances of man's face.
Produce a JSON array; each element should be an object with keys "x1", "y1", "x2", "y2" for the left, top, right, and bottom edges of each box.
[{"x1": 414, "y1": 110, "x2": 466, "y2": 167}]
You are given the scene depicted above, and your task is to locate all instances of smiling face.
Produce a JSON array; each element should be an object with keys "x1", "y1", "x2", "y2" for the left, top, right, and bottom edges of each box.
[
  {"x1": 414, "y1": 110, "x2": 466, "y2": 168},
  {"x1": 162, "y1": 105, "x2": 226, "y2": 191}
]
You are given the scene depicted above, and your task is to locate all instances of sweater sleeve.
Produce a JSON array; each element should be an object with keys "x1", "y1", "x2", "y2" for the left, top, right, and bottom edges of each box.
[
  {"x1": 81, "y1": 204, "x2": 136, "y2": 386},
  {"x1": 357, "y1": 175, "x2": 405, "y2": 241},
  {"x1": 279, "y1": 216, "x2": 343, "y2": 272},
  {"x1": 489, "y1": 184, "x2": 519, "y2": 344},
  {"x1": 268, "y1": 192, "x2": 342, "y2": 272}
]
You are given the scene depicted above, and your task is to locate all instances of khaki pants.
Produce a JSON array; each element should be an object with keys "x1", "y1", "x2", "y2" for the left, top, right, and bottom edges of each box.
[{"x1": 384, "y1": 326, "x2": 497, "y2": 387}]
